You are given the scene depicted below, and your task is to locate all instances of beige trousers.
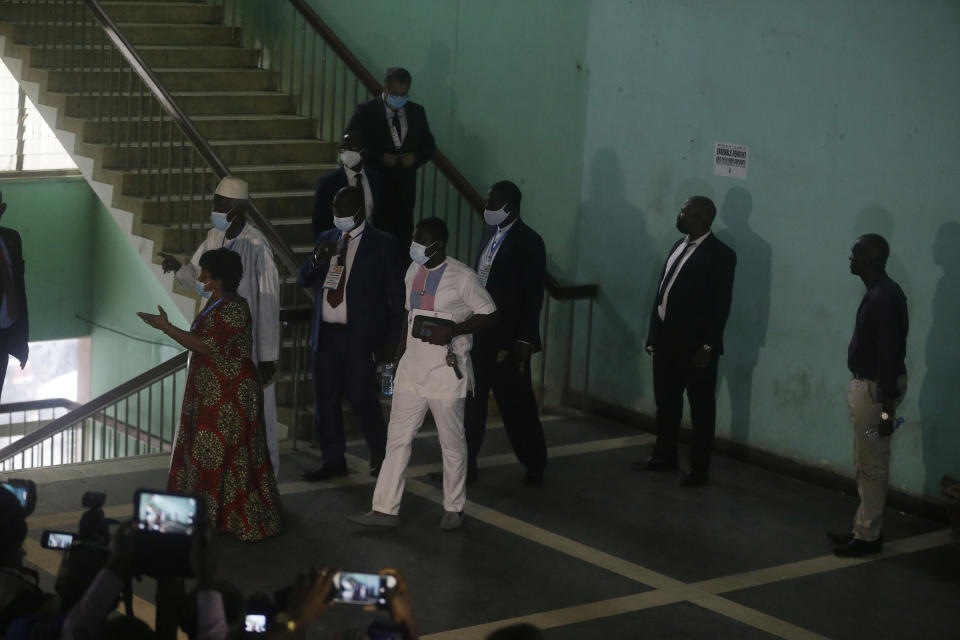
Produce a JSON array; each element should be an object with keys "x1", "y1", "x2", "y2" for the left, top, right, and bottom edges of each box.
[{"x1": 848, "y1": 376, "x2": 907, "y2": 541}]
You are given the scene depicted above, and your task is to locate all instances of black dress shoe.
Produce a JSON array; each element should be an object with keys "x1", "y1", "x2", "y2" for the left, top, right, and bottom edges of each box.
[
  {"x1": 369, "y1": 458, "x2": 383, "y2": 477},
  {"x1": 826, "y1": 531, "x2": 854, "y2": 545},
  {"x1": 833, "y1": 537, "x2": 882, "y2": 557},
  {"x1": 301, "y1": 463, "x2": 348, "y2": 481},
  {"x1": 679, "y1": 470, "x2": 708, "y2": 487},
  {"x1": 630, "y1": 457, "x2": 678, "y2": 472}
]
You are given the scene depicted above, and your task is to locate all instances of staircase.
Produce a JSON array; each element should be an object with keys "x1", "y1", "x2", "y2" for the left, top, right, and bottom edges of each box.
[{"x1": 0, "y1": 0, "x2": 600, "y2": 470}]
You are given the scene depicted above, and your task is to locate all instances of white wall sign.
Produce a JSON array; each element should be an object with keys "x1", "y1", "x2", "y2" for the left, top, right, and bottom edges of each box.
[{"x1": 713, "y1": 142, "x2": 748, "y2": 179}]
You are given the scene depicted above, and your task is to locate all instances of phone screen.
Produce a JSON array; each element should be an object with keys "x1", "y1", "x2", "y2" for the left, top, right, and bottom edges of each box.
[
  {"x1": 2, "y1": 483, "x2": 29, "y2": 508},
  {"x1": 244, "y1": 614, "x2": 268, "y2": 633},
  {"x1": 137, "y1": 492, "x2": 198, "y2": 535},
  {"x1": 333, "y1": 572, "x2": 398, "y2": 606},
  {"x1": 45, "y1": 532, "x2": 75, "y2": 549}
]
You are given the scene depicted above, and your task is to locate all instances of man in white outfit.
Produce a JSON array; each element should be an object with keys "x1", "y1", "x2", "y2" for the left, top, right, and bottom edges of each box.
[
  {"x1": 348, "y1": 217, "x2": 497, "y2": 531},
  {"x1": 159, "y1": 176, "x2": 282, "y2": 478}
]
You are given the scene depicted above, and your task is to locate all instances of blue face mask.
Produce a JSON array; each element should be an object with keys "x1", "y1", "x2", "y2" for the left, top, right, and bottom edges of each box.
[
  {"x1": 196, "y1": 281, "x2": 211, "y2": 298},
  {"x1": 385, "y1": 94, "x2": 408, "y2": 110},
  {"x1": 210, "y1": 211, "x2": 230, "y2": 231}
]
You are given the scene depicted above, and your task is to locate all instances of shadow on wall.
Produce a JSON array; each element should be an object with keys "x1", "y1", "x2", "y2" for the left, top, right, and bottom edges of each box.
[
  {"x1": 919, "y1": 221, "x2": 960, "y2": 495},
  {"x1": 575, "y1": 147, "x2": 654, "y2": 403},
  {"x1": 714, "y1": 187, "x2": 772, "y2": 444}
]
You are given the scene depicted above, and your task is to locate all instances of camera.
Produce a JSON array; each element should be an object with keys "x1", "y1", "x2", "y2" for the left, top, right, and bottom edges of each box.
[
  {"x1": 41, "y1": 530, "x2": 76, "y2": 550},
  {"x1": 131, "y1": 489, "x2": 204, "y2": 578},
  {"x1": 78, "y1": 491, "x2": 112, "y2": 547},
  {"x1": 2, "y1": 478, "x2": 37, "y2": 516},
  {"x1": 243, "y1": 592, "x2": 275, "y2": 637},
  {"x1": 332, "y1": 571, "x2": 398, "y2": 608}
]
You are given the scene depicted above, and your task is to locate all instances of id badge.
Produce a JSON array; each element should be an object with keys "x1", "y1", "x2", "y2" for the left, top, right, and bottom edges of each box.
[
  {"x1": 323, "y1": 265, "x2": 344, "y2": 290},
  {"x1": 478, "y1": 263, "x2": 491, "y2": 287}
]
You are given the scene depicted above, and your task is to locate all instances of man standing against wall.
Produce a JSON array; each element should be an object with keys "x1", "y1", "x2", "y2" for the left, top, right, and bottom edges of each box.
[
  {"x1": 160, "y1": 177, "x2": 281, "y2": 477},
  {"x1": 312, "y1": 130, "x2": 383, "y2": 239},
  {"x1": 347, "y1": 67, "x2": 436, "y2": 249},
  {"x1": 298, "y1": 186, "x2": 404, "y2": 480},
  {"x1": 0, "y1": 190, "x2": 28, "y2": 397},
  {"x1": 829, "y1": 234, "x2": 908, "y2": 557},
  {"x1": 633, "y1": 196, "x2": 736, "y2": 487},
  {"x1": 463, "y1": 180, "x2": 548, "y2": 485}
]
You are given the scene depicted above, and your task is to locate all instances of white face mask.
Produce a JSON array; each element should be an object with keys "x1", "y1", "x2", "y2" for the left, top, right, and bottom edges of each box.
[
  {"x1": 196, "y1": 280, "x2": 211, "y2": 298},
  {"x1": 409, "y1": 241, "x2": 437, "y2": 265},
  {"x1": 339, "y1": 149, "x2": 363, "y2": 169},
  {"x1": 210, "y1": 211, "x2": 230, "y2": 231},
  {"x1": 333, "y1": 210, "x2": 361, "y2": 232},
  {"x1": 483, "y1": 204, "x2": 510, "y2": 226}
]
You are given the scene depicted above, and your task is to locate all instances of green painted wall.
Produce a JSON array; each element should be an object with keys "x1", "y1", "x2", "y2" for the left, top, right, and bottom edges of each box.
[
  {"x1": 576, "y1": 0, "x2": 960, "y2": 498},
  {"x1": 88, "y1": 198, "x2": 184, "y2": 396},
  {"x1": 288, "y1": 0, "x2": 959, "y2": 498},
  {"x1": 0, "y1": 175, "x2": 185, "y2": 398},
  {"x1": 0, "y1": 176, "x2": 94, "y2": 340}
]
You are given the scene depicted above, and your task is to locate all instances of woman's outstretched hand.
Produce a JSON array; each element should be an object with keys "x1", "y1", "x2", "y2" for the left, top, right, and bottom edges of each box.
[{"x1": 137, "y1": 305, "x2": 170, "y2": 332}]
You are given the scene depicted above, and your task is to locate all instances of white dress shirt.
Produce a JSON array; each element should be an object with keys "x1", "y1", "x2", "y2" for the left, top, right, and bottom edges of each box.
[
  {"x1": 477, "y1": 220, "x2": 516, "y2": 288},
  {"x1": 657, "y1": 230, "x2": 711, "y2": 321},
  {"x1": 383, "y1": 101, "x2": 408, "y2": 148},
  {"x1": 343, "y1": 165, "x2": 374, "y2": 221},
  {"x1": 321, "y1": 221, "x2": 365, "y2": 325}
]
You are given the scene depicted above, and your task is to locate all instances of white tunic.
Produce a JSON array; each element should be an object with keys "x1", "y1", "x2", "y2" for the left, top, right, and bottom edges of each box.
[
  {"x1": 394, "y1": 257, "x2": 496, "y2": 399},
  {"x1": 175, "y1": 223, "x2": 280, "y2": 364}
]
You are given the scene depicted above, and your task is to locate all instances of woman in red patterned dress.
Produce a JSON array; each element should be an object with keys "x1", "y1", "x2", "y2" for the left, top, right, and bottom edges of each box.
[{"x1": 138, "y1": 248, "x2": 282, "y2": 541}]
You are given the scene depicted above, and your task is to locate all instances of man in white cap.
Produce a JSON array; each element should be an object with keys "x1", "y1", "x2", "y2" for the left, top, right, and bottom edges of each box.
[{"x1": 159, "y1": 176, "x2": 282, "y2": 477}]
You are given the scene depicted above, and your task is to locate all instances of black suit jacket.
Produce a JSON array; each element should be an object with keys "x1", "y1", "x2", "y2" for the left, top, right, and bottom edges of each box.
[
  {"x1": 646, "y1": 233, "x2": 736, "y2": 354},
  {"x1": 311, "y1": 165, "x2": 384, "y2": 240},
  {"x1": 0, "y1": 227, "x2": 28, "y2": 363},
  {"x1": 474, "y1": 219, "x2": 546, "y2": 352},
  {"x1": 347, "y1": 97, "x2": 436, "y2": 178},
  {"x1": 297, "y1": 224, "x2": 404, "y2": 354}
]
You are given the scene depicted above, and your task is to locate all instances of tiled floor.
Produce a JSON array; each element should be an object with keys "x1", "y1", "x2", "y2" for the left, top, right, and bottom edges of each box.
[{"x1": 16, "y1": 413, "x2": 959, "y2": 639}]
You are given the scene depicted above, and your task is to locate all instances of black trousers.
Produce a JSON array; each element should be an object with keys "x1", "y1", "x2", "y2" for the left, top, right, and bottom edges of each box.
[
  {"x1": 0, "y1": 351, "x2": 8, "y2": 399},
  {"x1": 312, "y1": 324, "x2": 386, "y2": 466},
  {"x1": 465, "y1": 344, "x2": 547, "y2": 475},
  {"x1": 376, "y1": 169, "x2": 417, "y2": 250},
  {"x1": 651, "y1": 345, "x2": 720, "y2": 473}
]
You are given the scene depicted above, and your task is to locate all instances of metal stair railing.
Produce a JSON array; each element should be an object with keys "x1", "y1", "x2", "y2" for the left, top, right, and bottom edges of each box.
[
  {"x1": 214, "y1": 0, "x2": 602, "y2": 413},
  {"x1": 0, "y1": 352, "x2": 188, "y2": 471}
]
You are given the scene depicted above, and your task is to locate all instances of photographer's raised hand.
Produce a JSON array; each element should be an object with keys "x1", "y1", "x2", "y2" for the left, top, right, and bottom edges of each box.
[
  {"x1": 105, "y1": 520, "x2": 136, "y2": 580},
  {"x1": 274, "y1": 567, "x2": 337, "y2": 638},
  {"x1": 381, "y1": 568, "x2": 418, "y2": 640}
]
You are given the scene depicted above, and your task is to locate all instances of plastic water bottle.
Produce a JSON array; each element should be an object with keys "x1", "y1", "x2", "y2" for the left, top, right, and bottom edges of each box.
[
  {"x1": 380, "y1": 362, "x2": 394, "y2": 396},
  {"x1": 866, "y1": 416, "x2": 904, "y2": 439}
]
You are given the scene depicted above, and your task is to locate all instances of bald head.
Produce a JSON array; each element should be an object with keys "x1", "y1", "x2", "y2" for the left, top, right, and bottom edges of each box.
[{"x1": 332, "y1": 186, "x2": 365, "y2": 229}]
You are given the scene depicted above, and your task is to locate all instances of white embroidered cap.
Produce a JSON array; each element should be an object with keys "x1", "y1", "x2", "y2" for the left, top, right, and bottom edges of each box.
[{"x1": 214, "y1": 176, "x2": 249, "y2": 200}]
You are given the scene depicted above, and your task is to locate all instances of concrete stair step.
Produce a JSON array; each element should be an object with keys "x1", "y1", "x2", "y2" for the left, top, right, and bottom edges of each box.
[
  {"x1": 62, "y1": 90, "x2": 296, "y2": 118},
  {"x1": 114, "y1": 163, "x2": 333, "y2": 197},
  {"x1": 45, "y1": 67, "x2": 278, "y2": 93},
  {"x1": 14, "y1": 23, "x2": 240, "y2": 47},
  {"x1": 79, "y1": 114, "x2": 317, "y2": 143},
  {"x1": 0, "y1": 1, "x2": 221, "y2": 24},
  {"x1": 30, "y1": 45, "x2": 260, "y2": 70},
  {"x1": 82, "y1": 136, "x2": 332, "y2": 169}
]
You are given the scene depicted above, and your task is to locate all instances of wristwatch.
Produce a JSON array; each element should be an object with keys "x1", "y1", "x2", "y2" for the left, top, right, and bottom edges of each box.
[{"x1": 880, "y1": 411, "x2": 891, "y2": 421}]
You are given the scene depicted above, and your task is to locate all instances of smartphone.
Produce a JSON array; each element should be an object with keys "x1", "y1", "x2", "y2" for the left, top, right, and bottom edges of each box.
[
  {"x1": 41, "y1": 530, "x2": 76, "y2": 550},
  {"x1": 332, "y1": 572, "x2": 398, "y2": 607},
  {"x1": 134, "y1": 489, "x2": 198, "y2": 536},
  {"x1": 243, "y1": 614, "x2": 268, "y2": 634}
]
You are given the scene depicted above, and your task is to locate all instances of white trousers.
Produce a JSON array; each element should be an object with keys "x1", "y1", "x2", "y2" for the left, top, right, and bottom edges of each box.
[
  {"x1": 372, "y1": 392, "x2": 466, "y2": 516},
  {"x1": 263, "y1": 381, "x2": 280, "y2": 479}
]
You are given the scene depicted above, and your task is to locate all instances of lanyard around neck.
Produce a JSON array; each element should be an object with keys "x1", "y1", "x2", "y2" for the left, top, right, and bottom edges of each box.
[{"x1": 192, "y1": 295, "x2": 226, "y2": 330}]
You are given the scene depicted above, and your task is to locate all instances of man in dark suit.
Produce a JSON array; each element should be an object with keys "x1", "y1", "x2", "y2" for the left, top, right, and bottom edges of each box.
[
  {"x1": 312, "y1": 130, "x2": 384, "y2": 239},
  {"x1": 298, "y1": 187, "x2": 405, "y2": 480},
  {"x1": 465, "y1": 181, "x2": 548, "y2": 485},
  {"x1": 346, "y1": 67, "x2": 436, "y2": 248},
  {"x1": 0, "y1": 190, "x2": 29, "y2": 397},
  {"x1": 633, "y1": 195, "x2": 736, "y2": 487}
]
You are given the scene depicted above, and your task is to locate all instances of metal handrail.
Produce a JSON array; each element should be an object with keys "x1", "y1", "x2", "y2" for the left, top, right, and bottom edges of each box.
[
  {"x1": 78, "y1": 0, "x2": 302, "y2": 277},
  {"x1": 0, "y1": 399, "x2": 81, "y2": 414},
  {"x1": 0, "y1": 351, "x2": 188, "y2": 465}
]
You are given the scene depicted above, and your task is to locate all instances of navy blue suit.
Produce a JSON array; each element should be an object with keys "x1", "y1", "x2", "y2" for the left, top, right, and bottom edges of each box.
[
  {"x1": 465, "y1": 219, "x2": 548, "y2": 477},
  {"x1": 0, "y1": 227, "x2": 28, "y2": 397},
  {"x1": 311, "y1": 165, "x2": 384, "y2": 241},
  {"x1": 298, "y1": 223, "x2": 404, "y2": 466},
  {"x1": 347, "y1": 97, "x2": 436, "y2": 247}
]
